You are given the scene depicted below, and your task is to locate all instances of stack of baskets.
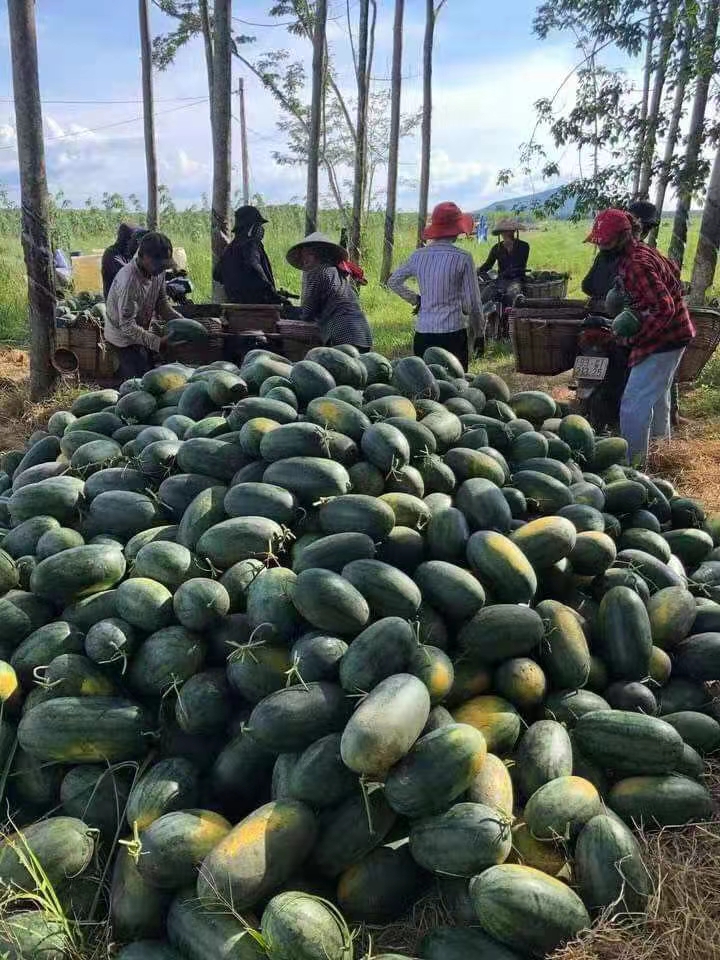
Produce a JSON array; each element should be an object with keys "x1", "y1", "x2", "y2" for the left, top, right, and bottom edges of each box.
[
  {"x1": 54, "y1": 319, "x2": 117, "y2": 381},
  {"x1": 509, "y1": 299, "x2": 588, "y2": 376}
]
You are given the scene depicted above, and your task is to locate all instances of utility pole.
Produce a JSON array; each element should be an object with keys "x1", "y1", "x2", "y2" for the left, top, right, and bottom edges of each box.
[
  {"x1": 7, "y1": 0, "x2": 57, "y2": 399},
  {"x1": 238, "y1": 79, "x2": 250, "y2": 206},
  {"x1": 139, "y1": 0, "x2": 158, "y2": 230}
]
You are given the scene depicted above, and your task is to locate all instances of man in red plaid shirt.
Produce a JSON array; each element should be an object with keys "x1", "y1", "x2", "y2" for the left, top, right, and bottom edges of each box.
[{"x1": 585, "y1": 209, "x2": 695, "y2": 465}]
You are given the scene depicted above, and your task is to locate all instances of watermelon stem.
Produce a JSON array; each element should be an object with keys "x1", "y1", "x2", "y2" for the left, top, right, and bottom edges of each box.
[{"x1": 118, "y1": 819, "x2": 143, "y2": 864}]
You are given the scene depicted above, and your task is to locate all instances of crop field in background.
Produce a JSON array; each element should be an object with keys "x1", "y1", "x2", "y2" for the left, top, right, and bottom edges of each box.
[{"x1": 1, "y1": 208, "x2": 719, "y2": 413}]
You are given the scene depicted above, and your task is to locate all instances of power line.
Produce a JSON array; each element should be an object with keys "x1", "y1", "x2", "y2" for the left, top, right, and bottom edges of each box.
[
  {"x1": 0, "y1": 99, "x2": 208, "y2": 153},
  {"x1": 0, "y1": 96, "x2": 207, "y2": 105}
]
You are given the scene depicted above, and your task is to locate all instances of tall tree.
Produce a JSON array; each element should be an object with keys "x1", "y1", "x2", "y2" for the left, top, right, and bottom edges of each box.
[
  {"x1": 349, "y1": 0, "x2": 371, "y2": 262},
  {"x1": 637, "y1": 0, "x2": 679, "y2": 198},
  {"x1": 381, "y1": 0, "x2": 405, "y2": 284},
  {"x1": 632, "y1": 0, "x2": 656, "y2": 196},
  {"x1": 689, "y1": 142, "x2": 720, "y2": 305},
  {"x1": 417, "y1": 0, "x2": 445, "y2": 247},
  {"x1": 7, "y1": 0, "x2": 57, "y2": 398},
  {"x1": 668, "y1": 0, "x2": 720, "y2": 266},
  {"x1": 648, "y1": 15, "x2": 693, "y2": 246},
  {"x1": 140, "y1": 0, "x2": 159, "y2": 229},
  {"x1": 306, "y1": 0, "x2": 328, "y2": 235},
  {"x1": 211, "y1": 0, "x2": 232, "y2": 297}
]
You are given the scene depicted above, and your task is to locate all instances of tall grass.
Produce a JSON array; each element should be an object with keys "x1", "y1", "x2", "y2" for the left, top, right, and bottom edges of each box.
[{"x1": 0, "y1": 207, "x2": 714, "y2": 359}]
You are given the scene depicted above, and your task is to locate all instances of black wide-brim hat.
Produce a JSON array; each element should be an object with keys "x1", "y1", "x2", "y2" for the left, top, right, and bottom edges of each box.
[{"x1": 233, "y1": 205, "x2": 269, "y2": 233}]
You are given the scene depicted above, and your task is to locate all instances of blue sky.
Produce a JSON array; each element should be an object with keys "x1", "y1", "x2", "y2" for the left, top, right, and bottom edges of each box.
[{"x1": 0, "y1": 0, "x2": 631, "y2": 211}]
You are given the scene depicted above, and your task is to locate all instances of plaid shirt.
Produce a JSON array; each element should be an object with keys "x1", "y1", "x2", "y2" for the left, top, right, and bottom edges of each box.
[
  {"x1": 618, "y1": 239, "x2": 695, "y2": 366},
  {"x1": 300, "y1": 265, "x2": 373, "y2": 349}
]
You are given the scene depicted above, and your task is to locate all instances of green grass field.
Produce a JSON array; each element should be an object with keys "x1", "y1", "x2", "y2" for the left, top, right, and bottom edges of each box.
[{"x1": 1, "y1": 208, "x2": 718, "y2": 411}]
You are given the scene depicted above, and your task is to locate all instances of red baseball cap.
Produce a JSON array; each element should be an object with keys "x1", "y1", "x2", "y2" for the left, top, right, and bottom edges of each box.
[
  {"x1": 423, "y1": 202, "x2": 475, "y2": 240},
  {"x1": 585, "y1": 209, "x2": 633, "y2": 245}
]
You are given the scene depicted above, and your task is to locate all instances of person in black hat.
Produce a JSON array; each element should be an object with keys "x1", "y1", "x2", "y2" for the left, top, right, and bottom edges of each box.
[
  {"x1": 213, "y1": 205, "x2": 282, "y2": 305},
  {"x1": 627, "y1": 199, "x2": 661, "y2": 240},
  {"x1": 102, "y1": 223, "x2": 146, "y2": 299}
]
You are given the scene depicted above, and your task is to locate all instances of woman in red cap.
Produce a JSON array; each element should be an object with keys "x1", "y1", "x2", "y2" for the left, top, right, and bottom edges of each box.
[
  {"x1": 387, "y1": 202, "x2": 484, "y2": 370},
  {"x1": 585, "y1": 208, "x2": 695, "y2": 465}
]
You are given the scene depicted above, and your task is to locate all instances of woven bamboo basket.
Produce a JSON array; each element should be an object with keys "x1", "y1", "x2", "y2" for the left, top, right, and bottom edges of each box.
[
  {"x1": 677, "y1": 307, "x2": 720, "y2": 382},
  {"x1": 516, "y1": 297, "x2": 588, "y2": 310},
  {"x1": 523, "y1": 277, "x2": 569, "y2": 299},
  {"x1": 275, "y1": 319, "x2": 322, "y2": 362},
  {"x1": 224, "y1": 304, "x2": 281, "y2": 334},
  {"x1": 509, "y1": 305, "x2": 586, "y2": 376},
  {"x1": 167, "y1": 317, "x2": 225, "y2": 367}
]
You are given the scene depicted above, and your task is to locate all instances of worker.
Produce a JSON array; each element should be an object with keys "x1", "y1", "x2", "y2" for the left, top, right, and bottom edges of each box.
[
  {"x1": 477, "y1": 217, "x2": 529, "y2": 307},
  {"x1": 52, "y1": 246, "x2": 73, "y2": 295},
  {"x1": 583, "y1": 200, "x2": 662, "y2": 307},
  {"x1": 102, "y1": 224, "x2": 146, "y2": 299},
  {"x1": 387, "y1": 202, "x2": 483, "y2": 371},
  {"x1": 627, "y1": 199, "x2": 661, "y2": 241},
  {"x1": 104, "y1": 232, "x2": 181, "y2": 381},
  {"x1": 213, "y1": 205, "x2": 282, "y2": 305},
  {"x1": 585, "y1": 209, "x2": 695, "y2": 466},
  {"x1": 286, "y1": 232, "x2": 373, "y2": 351},
  {"x1": 627, "y1": 201, "x2": 685, "y2": 427}
]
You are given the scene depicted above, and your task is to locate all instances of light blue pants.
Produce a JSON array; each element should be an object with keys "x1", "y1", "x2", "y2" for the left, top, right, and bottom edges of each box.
[{"x1": 620, "y1": 347, "x2": 685, "y2": 465}]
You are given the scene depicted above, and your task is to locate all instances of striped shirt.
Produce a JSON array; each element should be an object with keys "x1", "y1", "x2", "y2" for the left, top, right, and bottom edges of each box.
[
  {"x1": 300, "y1": 265, "x2": 373, "y2": 349},
  {"x1": 388, "y1": 240, "x2": 485, "y2": 335},
  {"x1": 105, "y1": 259, "x2": 170, "y2": 352}
]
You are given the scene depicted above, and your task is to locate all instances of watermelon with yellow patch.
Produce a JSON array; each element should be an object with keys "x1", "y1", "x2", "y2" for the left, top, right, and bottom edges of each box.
[
  {"x1": 196, "y1": 799, "x2": 317, "y2": 909},
  {"x1": 452, "y1": 695, "x2": 521, "y2": 756}
]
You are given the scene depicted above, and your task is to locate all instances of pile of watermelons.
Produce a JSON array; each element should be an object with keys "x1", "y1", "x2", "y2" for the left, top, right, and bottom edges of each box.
[{"x1": 0, "y1": 345, "x2": 719, "y2": 960}]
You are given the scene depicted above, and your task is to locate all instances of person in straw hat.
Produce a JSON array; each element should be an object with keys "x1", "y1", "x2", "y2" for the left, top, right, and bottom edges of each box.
[
  {"x1": 286, "y1": 232, "x2": 373, "y2": 351},
  {"x1": 387, "y1": 202, "x2": 484, "y2": 371},
  {"x1": 477, "y1": 216, "x2": 530, "y2": 308}
]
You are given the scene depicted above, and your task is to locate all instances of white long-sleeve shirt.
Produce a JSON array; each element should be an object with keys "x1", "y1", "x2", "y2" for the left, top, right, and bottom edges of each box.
[
  {"x1": 105, "y1": 259, "x2": 177, "y2": 352},
  {"x1": 388, "y1": 240, "x2": 485, "y2": 335}
]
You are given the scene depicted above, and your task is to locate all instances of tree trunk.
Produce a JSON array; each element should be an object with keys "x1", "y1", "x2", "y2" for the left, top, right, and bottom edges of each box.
[
  {"x1": 633, "y1": 1, "x2": 656, "y2": 197},
  {"x1": 638, "y1": 0, "x2": 679, "y2": 198},
  {"x1": 381, "y1": 0, "x2": 404, "y2": 283},
  {"x1": 349, "y1": 0, "x2": 370, "y2": 262},
  {"x1": 7, "y1": 0, "x2": 57, "y2": 399},
  {"x1": 211, "y1": 0, "x2": 232, "y2": 299},
  {"x1": 305, "y1": 0, "x2": 328, "y2": 235},
  {"x1": 689, "y1": 142, "x2": 720, "y2": 305},
  {"x1": 649, "y1": 20, "x2": 692, "y2": 247},
  {"x1": 139, "y1": 0, "x2": 158, "y2": 230},
  {"x1": 417, "y1": 0, "x2": 436, "y2": 247},
  {"x1": 668, "y1": 0, "x2": 720, "y2": 266}
]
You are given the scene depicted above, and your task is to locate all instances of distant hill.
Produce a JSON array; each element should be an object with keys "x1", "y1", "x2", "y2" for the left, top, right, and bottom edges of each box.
[{"x1": 476, "y1": 187, "x2": 576, "y2": 220}]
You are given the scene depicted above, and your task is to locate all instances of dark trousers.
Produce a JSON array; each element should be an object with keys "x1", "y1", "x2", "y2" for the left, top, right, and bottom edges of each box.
[
  {"x1": 414, "y1": 329, "x2": 468, "y2": 372},
  {"x1": 115, "y1": 345, "x2": 153, "y2": 382}
]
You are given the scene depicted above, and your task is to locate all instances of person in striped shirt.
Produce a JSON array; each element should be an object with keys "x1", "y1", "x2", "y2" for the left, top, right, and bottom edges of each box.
[
  {"x1": 286, "y1": 233, "x2": 373, "y2": 351},
  {"x1": 387, "y1": 202, "x2": 485, "y2": 371}
]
